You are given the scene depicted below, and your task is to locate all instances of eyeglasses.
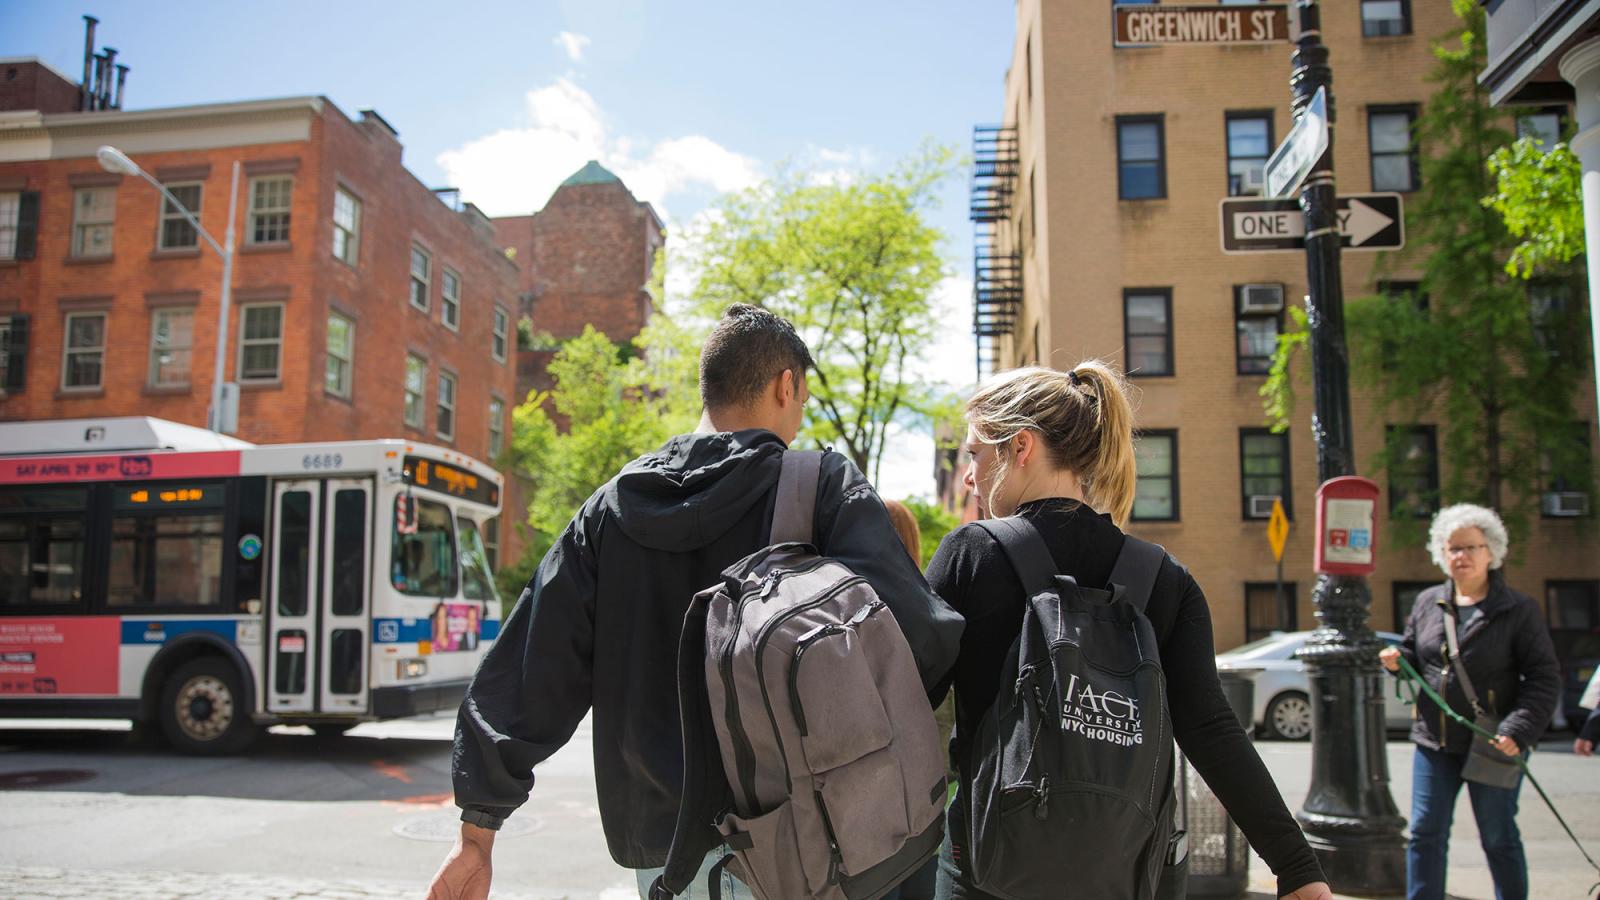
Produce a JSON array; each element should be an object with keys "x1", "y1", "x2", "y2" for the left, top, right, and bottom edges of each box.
[{"x1": 1446, "y1": 543, "x2": 1489, "y2": 557}]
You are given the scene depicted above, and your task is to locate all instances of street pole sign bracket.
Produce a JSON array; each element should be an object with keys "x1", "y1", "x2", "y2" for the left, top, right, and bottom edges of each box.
[
  {"x1": 1264, "y1": 85, "x2": 1328, "y2": 198},
  {"x1": 1219, "y1": 193, "x2": 1404, "y2": 254}
]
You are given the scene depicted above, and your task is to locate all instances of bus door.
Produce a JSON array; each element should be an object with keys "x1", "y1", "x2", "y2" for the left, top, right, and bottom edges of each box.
[{"x1": 267, "y1": 478, "x2": 373, "y2": 715}]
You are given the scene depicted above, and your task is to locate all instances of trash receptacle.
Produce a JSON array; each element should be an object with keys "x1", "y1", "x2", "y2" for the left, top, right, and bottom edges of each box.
[{"x1": 1176, "y1": 670, "x2": 1256, "y2": 898}]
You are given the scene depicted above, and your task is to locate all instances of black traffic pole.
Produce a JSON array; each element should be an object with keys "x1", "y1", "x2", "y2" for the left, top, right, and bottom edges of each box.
[{"x1": 1288, "y1": 1, "x2": 1407, "y2": 893}]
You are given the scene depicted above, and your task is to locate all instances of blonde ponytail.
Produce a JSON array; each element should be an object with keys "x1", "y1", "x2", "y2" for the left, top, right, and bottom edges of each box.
[{"x1": 966, "y1": 360, "x2": 1140, "y2": 526}]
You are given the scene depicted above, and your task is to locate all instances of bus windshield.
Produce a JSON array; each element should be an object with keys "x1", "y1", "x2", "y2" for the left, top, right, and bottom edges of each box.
[
  {"x1": 456, "y1": 516, "x2": 499, "y2": 603},
  {"x1": 391, "y1": 497, "x2": 458, "y2": 597}
]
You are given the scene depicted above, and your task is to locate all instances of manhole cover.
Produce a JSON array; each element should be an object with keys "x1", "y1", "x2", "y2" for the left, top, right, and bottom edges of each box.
[
  {"x1": 0, "y1": 769, "x2": 96, "y2": 789},
  {"x1": 394, "y1": 811, "x2": 542, "y2": 842}
]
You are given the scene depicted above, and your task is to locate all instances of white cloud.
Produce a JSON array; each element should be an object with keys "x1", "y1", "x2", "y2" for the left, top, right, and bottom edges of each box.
[
  {"x1": 436, "y1": 78, "x2": 760, "y2": 220},
  {"x1": 554, "y1": 31, "x2": 591, "y2": 62}
]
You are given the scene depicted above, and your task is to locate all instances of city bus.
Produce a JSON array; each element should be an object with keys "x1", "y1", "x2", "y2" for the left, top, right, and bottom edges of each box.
[{"x1": 0, "y1": 417, "x2": 503, "y2": 754}]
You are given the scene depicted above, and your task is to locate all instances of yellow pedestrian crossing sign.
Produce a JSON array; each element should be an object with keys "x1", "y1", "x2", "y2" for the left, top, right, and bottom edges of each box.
[{"x1": 1267, "y1": 498, "x2": 1290, "y2": 561}]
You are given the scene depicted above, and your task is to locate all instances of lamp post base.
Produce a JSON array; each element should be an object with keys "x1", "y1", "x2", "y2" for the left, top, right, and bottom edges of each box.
[{"x1": 1303, "y1": 829, "x2": 1407, "y2": 897}]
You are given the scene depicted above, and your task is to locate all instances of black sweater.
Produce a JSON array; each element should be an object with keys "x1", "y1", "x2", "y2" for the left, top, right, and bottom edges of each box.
[{"x1": 927, "y1": 499, "x2": 1325, "y2": 897}]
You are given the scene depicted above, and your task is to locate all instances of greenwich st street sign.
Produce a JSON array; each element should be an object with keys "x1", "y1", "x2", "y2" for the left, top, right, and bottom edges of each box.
[{"x1": 1113, "y1": 4, "x2": 1291, "y2": 47}]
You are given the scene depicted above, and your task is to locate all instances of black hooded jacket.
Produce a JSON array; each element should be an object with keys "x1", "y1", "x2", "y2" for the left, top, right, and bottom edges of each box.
[
  {"x1": 451, "y1": 429, "x2": 965, "y2": 868},
  {"x1": 1393, "y1": 575, "x2": 1560, "y2": 753}
]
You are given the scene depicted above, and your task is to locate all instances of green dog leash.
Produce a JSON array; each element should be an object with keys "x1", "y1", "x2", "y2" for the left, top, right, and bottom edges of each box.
[{"x1": 1394, "y1": 654, "x2": 1600, "y2": 895}]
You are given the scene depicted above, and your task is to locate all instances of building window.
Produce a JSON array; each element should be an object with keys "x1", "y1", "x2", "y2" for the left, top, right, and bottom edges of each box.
[
  {"x1": 1540, "y1": 422, "x2": 1591, "y2": 518},
  {"x1": 1361, "y1": 0, "x2": 1411, "y2": 36},
  {"x1": 0, "y1": 192, "x2": 17, "y2": 260},
  {"x1": 492, "y1": 306, "x2": 510, "y2": 363},
  {"x1": 62, "y1": 312, "x2": 106, "y2": 390},
  {"x1": 441, "y1": 268, "x2": 461, "y2": 331},
  {"x1": 409, "y1": 245, "x2": 431, "y2": 312},
  {"x1": 1369, "y1": 106, "x2": 1419, "y2": 192},
  {"x1": 72, "y1": 187, "x2": 116, "y2": 257},
  {"x1": 332, "y1": 187, "x2": 360, "y2": 264},
  {"x1": 1117, "y1": 115, "x2": 1166, "y2": 200},
  {"x1": 1240, "y1": 429, "x2": 1292, "y2": 520},
  {"x1": 1529, "y1": 281, "x2": 1577, "y2": 358},
  {"x1": 1234, "y1": 283, "x2": 1284, "y2": 374},
  {"x1": 404, "y1": 354, "x2": 427, "y2": 429},
  {"x1": 1393, "y1": 581, "x2": 1434, "y2": 634},
  {"x1": 1387, "y1": 425, "x2": 1439, "y2": 518},
  {"x1": 1132, "y1": 430, "x2": 1179, "y2": 522},
  {"x1": 1548, "y1": 581, "x2": 1600, "y2": 631},
  {"x1": 238, "y1": 304, "x2": 284, "y2": 382},
  {"x1": 158, "y1": 182, "x2": 202, "y2": 250},
  {"x1": 1124, "y1": 289, "x2": 1173, "y2": 377},
  {"x1": 148, "y1": 307, "x2": 194, "y2": 387},
  {"x1": 326, "y1": 312, "x2": 354, "y2": 399},
  {"x1": 1245, "y1": 582, "x2": 1298, "y2": 642},
  {"x1": 247, "y1": 176, "x2": 293, "y2": 244},
  {"x1": 1377, "y1": 281, "x2": 1426, "y2": 368},
  {"x1": 1517, "y1": 109, "x2": 1565, "y2": 148},
  {"x1": 437, "y1": 371, "x2": 457, "y2": 441},
  {"x1": 1, "y1": 314, "x2": 26, "y2": 392},
  {"x1": 1226, "y1": 112, "x2": 1273, "y2": 197},
  {"x1": 488, "y1": 397, "x2": 504, "y2": 457}
]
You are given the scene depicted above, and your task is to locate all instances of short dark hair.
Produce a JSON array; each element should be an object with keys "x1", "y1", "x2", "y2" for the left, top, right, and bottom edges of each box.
[{"x1": 699, "y1": 304, "x2": 815, "y2": 411}]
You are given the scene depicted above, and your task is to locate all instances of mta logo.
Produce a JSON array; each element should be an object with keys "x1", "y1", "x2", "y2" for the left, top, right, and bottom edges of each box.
[{"x1": 119, "y1": 456, "x2": 153, "y2": 477}]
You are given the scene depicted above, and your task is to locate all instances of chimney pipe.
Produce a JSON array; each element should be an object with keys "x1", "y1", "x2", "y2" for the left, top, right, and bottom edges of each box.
[
  {"x1": 100, "y1": 48, "x2": 118, "y2": 110},
  {"x1": 80, "y1": 16, "x2": 98, "y2": 111},
  {"x1": 90, "y1": 54, "x2": 105, "y2": 111},
  {"x1": 113, "y1": 65, "x2": 128, "y2": 110}
]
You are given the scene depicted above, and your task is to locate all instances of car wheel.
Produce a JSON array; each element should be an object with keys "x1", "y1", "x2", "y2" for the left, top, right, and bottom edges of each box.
[
  {"x1": 1265, "y1": 691, "x2": 1313, "y2": 741},
  {"x1": 159, "y1": 657, "x2": 259, "y2": 755}
]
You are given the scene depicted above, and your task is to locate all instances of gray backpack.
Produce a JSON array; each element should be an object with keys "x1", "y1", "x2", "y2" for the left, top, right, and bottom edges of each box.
[{"x1": 653, "y1": 450, "x2": 947, "y2": 900}]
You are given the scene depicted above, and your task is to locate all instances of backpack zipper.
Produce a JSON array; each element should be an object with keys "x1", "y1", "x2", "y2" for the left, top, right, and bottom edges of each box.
[
  {"x1": 813, "y1": 788, "x2": 845, "y2": 883},
  {"x1": 720, "y1": 559, "x2": 847, "y2": 812},
  {"x1": 787, "y1": 598, "x2": 887, "y2": 737}
]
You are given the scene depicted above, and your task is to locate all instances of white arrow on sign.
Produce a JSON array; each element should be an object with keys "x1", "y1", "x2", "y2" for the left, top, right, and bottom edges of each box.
[{"x1": 1340, "y1": 196, "x2": 1394, "y2": 246}]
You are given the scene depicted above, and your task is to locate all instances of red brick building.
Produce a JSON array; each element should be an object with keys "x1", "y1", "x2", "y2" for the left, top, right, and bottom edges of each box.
[{"x1": 0, "y1": 60, "x2": 522, "y2": 562}]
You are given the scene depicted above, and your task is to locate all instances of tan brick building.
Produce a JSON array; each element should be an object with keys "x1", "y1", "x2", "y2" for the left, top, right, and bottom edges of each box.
[
  {"x1": 0, "y1": 60, "x2": 523, "y2": 562},
  {"x1": 973, "y1": 3, "x2": 1599, "y2": 657}
]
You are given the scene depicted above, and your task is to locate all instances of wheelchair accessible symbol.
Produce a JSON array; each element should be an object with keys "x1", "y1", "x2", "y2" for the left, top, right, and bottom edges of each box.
[{"x1": 378, "y1": 621, "x2": 400, "y2": 642}]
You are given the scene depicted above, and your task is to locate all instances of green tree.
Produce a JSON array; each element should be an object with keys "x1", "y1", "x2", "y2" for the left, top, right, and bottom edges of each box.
[
  {"x1": 1262, "y1": 0, "x2": 1592, "y2": 545},
  {"x1": 904, "y1": 498, "x2": 961, "y2": 566},
  {"x1": 500, "y1": 318, "x2": 702, "y2": 585},
  {"x1": 684, "y1": 146, "x2": 957, "y2": 481},
  {"x1": 1485, "y1": 136, "x2": 1585, "y2": 279}
]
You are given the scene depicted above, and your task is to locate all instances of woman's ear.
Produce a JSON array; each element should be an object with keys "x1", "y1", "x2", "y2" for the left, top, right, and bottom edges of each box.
[{"x1": 1013, "y1": 429, "x2": 1036, "y2": 468}]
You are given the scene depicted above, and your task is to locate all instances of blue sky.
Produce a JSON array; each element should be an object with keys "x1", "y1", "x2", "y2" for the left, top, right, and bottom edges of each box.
[{"x1": 1, "y1": 1, "x2": 1015, "y2": 498}]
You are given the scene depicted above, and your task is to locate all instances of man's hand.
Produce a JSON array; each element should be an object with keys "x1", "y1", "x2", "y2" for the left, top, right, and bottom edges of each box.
[
  {"x1": 1378, "y1": 646, "x2": 1401, "y2": 673},
  {"x1": 427, "y1": 823, "x2": 495, "y2": 900},
  {"x1": 1491, "y1": 734, "x2": 1520, "y2": 757},
  {"x1": 1575, "y1": 738, "x2": 1594, "y2": 757},
  {"x1": 1283, "y1": 881, "x2": 1334, "y2": 900}
]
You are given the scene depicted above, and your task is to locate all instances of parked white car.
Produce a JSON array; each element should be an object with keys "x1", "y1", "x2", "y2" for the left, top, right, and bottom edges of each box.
[{"x1": 1215, "y1": 630, "x2": 1413, "y2": 740}]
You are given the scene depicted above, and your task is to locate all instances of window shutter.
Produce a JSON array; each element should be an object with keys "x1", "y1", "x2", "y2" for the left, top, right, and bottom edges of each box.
[
  {"x1": 4, "y1": 314, "x2": 28, "y2": 390},
  {"x1": 15, "y1": 192, "x2": 40, "y2": 260}
]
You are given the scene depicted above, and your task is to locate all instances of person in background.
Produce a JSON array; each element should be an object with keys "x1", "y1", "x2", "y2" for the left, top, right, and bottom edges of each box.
[
  {"x1": 1379, "y1": 503, "x2": 1561, "y2": 900},
  {"x1": 884, "y1": 499, "x2": 924, "y2": 567},
  {"x1": 1573, "y1": 666, "x2": 1600, "y2": 757}
]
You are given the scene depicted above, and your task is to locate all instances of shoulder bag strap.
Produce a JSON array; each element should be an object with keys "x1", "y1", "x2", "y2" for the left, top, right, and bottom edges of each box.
[
  {"x1": 768, "y1": 449, "x2": 823, "y2": 545},
  {"x1": 973, "y1": 516, "x2": 1059, "y2": 597},
  {"x1": 1439, "y1": 586, "x2": 1487, "y2": 717},
  {"x1": 1108, "y1": 534, "x2": 1167, "y2": 614}
]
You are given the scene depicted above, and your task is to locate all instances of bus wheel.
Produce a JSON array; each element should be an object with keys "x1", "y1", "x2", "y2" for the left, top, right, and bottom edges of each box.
[{"x1": 160, "y1": 658, "x2": 258, "y2": 755}]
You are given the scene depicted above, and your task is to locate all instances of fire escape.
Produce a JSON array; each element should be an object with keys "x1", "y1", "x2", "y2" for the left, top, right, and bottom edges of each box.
[{"x1": 970, "y1": 125, "x2": 1021, "y2": 379}]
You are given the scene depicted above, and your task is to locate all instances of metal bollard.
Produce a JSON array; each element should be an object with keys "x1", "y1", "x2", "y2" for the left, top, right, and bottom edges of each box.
[{"x1": 1176, "y1": 671, "x2": 1256, "y2": 898}]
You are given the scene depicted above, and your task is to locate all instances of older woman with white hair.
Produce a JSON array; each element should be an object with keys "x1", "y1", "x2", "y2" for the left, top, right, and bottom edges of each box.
[{"x1": 1379, "y1": 504, "x2": 1560, "y2": 900}]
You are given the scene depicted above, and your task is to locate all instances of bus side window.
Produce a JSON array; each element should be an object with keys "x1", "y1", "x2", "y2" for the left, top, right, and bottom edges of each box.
[
  {"x1": 0, "y1": 487, "x2": 88, "y2": 608},
  {"x1": 106, "y1": 481, "x2": 226, "y2": 609}
]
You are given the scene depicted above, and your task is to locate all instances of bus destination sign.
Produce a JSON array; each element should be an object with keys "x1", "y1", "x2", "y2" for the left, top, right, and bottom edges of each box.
[{"x1": 403, "y1": 455, "x2": 499, "y2": 507}]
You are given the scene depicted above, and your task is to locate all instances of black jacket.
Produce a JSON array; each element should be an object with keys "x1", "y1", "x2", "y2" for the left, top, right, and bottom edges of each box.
[
  {"x1": 451, "y1": 429, "x2": 964, "y2": 868},
  {"x1": 1394, "y1": 575, "x2": 1560, "y2": 753},
  {"x1": 926, "y1": 499, "x2": 1326, "y2": 898}
]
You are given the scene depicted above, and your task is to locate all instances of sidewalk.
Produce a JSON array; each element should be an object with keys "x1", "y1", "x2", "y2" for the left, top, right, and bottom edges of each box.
[{"x1": 1248, "y1": 738, "x2": 1600, "y2": 898}]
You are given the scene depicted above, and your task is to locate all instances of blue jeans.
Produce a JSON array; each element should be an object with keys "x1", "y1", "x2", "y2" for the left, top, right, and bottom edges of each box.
[{"x1": 1408, "y1": 745, "x2": 1528, "y2": 900}]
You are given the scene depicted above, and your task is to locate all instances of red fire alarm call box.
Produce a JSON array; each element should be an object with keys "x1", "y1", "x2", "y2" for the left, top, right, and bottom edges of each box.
[{"x1": 1314, "y1": 476, "x2": 1380, "y2": 576}]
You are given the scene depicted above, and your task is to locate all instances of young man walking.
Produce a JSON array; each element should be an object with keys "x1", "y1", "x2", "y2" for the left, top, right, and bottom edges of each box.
[{"x1": 427, "y1": 304, "x2": 964, "y2": 899}]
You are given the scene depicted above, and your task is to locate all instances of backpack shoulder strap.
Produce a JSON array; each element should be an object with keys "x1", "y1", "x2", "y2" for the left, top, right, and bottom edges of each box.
[
  {"x1": 974, "y1": 516, "x2": 1058, "y2": 596},
  {"x1": 1109, "y1": 534, "x2": 1167, "y2": 614},
  {"x1": 769, "y1": 449, "x2": 823, "y2": 545}
]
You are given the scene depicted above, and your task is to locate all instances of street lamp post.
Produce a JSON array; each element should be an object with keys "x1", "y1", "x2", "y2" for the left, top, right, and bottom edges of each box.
[
  {"x1": 1285, "y1": 3, "x2": 1407, "y2": 892},
  {"x1": 97, "y1": 145, "x2": 240, "y2": 433}
]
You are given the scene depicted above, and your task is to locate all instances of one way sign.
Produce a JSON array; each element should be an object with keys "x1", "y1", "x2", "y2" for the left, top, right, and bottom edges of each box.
[{"x1": 1219, "y1": 193, "x2": 1404, "y2": 254}]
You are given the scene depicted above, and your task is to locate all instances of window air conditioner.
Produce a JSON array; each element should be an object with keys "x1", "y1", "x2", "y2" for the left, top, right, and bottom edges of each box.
[
  {"x1": 1248, "y1": 495, "x2": 1280, "y2": 519},
  {"x1": 1242, "y1": 165, "x2": 1266, "y2": 194},
  {"x1": 1542, "y1": 492, "x2": 1590, "y2": 517},
  {"x1": 1240, "y1": 284, "x2": 1285, "y2": 314}
]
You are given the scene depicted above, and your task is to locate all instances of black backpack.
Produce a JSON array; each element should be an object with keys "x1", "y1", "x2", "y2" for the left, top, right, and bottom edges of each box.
[{"x1": 962, "y1": 517, "x2": 1183, "y2": 900}]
